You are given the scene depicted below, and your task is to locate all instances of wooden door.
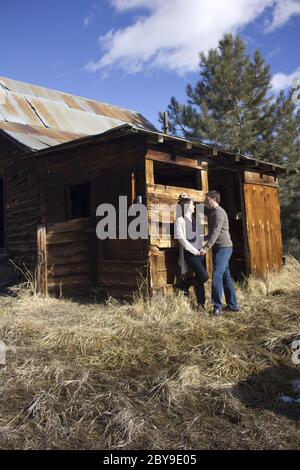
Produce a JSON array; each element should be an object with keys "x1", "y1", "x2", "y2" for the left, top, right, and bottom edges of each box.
[{"x1": 244, "y1": 183, "x2": 283, "y2": 277}]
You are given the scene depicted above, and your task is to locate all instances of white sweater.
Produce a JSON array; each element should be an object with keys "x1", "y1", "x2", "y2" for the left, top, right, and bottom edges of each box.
[{"x1": 174, "y1": 216, "x2": 202, "y2": 274}]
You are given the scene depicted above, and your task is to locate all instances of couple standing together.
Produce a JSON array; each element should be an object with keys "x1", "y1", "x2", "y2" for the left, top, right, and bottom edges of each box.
[{"x1": 174, "y1": 190, "x2": 239, "y2": 316}]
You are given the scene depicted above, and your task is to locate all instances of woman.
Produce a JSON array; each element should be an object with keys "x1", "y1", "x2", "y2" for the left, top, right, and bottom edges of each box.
[{"x1": 174, "y1": 195, "x2": 209, "y2": 311}]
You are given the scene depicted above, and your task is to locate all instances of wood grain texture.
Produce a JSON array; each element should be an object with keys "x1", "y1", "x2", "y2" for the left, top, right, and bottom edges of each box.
[
  {"x1": 46, "y1": 218, "x2": 90, "y2": 296},
  {"x1": 37, "y1": 225, "x2": 48, "y2": 295},
  {"x1": 244, "y1": 171, "x2": 278, "y2": 187},
  {"x1": 244, "y1": 183, "x2": 283, "y2": 277},
  {"x1": 146, "y1": 150, "x2": 204, "y2": 169},
  {"x1": 1, "y1": 139, "x2": 41, "y2": 269}
]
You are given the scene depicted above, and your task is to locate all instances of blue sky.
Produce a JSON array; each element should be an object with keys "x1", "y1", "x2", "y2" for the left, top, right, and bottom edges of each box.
[{"x1": 1, "y1": 0, "x2": 300, "y2": 128}]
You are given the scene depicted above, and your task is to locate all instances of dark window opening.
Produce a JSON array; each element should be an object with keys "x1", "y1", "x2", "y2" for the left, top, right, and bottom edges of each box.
[
  {"x1": 208, "y1": 170, "x2": 242, "y2": 220},
  {"x1": 153, "y1": 161, "x2": 202, "y2": 190},
  {"x1": 208, "y1": 169, "x2": 246, "y2": 280},
  {"x1": 68, "y1": 183, "x2": 91, "y2": 219},
  {"x1": 0, "y1": 177, "x2": 4, "y2": 249}
]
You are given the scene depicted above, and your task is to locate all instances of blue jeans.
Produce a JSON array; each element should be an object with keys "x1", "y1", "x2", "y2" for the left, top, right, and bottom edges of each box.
[
  {"x1": 184, "y1": 251, "x2": 209, "y2": 305},
  {"x1": 212, "y1": 246, "x2": 237, "y2": 310}
]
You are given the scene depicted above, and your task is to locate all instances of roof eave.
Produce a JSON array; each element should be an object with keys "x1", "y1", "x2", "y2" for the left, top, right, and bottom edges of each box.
[
  {"x1": 18, "y1": 123, "x2": 135, "y2": 157},
  {"x1": 17, "y1": 124, "x2": 293, "y2": 175}
]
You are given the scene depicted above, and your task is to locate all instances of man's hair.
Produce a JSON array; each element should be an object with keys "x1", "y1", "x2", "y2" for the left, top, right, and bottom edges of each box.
[{"x1": 206, "y1": 190, "x2": 221, "y2": 204}]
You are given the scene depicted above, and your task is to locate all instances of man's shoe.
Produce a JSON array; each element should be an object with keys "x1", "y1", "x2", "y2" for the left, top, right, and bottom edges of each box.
[
  {"x1": 212, "y1": 307, "x2": 222, "y2": 317},
  {"x1": 224, "y1": 305, "x2": 240, "y2": 312}
]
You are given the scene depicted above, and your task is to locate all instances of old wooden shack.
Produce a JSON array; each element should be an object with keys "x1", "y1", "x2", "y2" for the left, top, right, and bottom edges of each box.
[{"x1": 0, "y1": 77, "x2": 288, "y2": 298}]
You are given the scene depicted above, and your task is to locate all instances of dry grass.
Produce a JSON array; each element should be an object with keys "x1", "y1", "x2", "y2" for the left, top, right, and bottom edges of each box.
[{"x1": 0, "y1": 256, "x2": 300, "y2": 450}]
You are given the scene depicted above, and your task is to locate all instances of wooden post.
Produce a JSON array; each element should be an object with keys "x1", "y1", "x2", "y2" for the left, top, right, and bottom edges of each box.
[
  {"x1": 200, "y1": 169, "x2": 213, "y2": 276},
  {"x1": 88, "y1": 216, "x2": 97, "y2": 287},
  {"x1": 145, "y1": 159, "x2": 154, "y2": 186},
  {"x1": 131, "y1": 172, "x2": 136, "y2": 204},
  {"x1": 239, "y1": 173, "x2": 250, "y2": 276},
  {"x1": 89, "y1": 180, "x2": 98, "y2": 287},
  {"x1": 163, "y1": 112, "x2": 169, "y2": 135},
  {"x1": 201, "y1": 165, "x2": 209, "y2": 193},
  {"x1": 145, "y1": 159, "x2": 155, "y2": 296},
  {"x1": 37, "y1": 224, "x2": 48, "y2": 296}
]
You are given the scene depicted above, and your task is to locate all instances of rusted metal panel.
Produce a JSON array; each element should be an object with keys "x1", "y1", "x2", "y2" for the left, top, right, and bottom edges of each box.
[
  {"x1": 0, "y1": 122, "x2": 82, "y2": 150},
  {"x1": 25, "y1": 96, "x2": 67, "y2": 129},
  {"x1": 0, "y1": 76, "x2": 155, "y2": 130},
  {"x1": 26, "y1": 96, "x2": 125, "y2": 134},
  {"x1": 0, "y1": 107, "x2": 6, "y2": 121},
  {"x1": 0, "y1": 94, "x2": 45, "y2": 128},
  {"x1": 29, "y1": 84, "x2": 66, "y2": 103},
  {"x1": 28, "y1": 133, "x2": 62, "y2": 148},
  {"x1": 61, "y1": 93, "x2": 85, "y2": 111},
  {"x1": 0, "y1": 77, "x2": 64, "y2": 103},
  {"x1": 0, "y1": 94, "x2": 28, "y2": 125},
  {"x1": 0, "y1": 87, "x2": 7, "y2": 106},
  {"x1": 0, "y1": 77, "x2": 33, "y2": 96},
  {"x1": 4, "y1": 130, "x2": 47, "y2": 150},
  {"x1": 32, "y1": 127, "x2": 82, "y2": 143},
  {"x1": 244, "y1": 183, "x2": 283, "y2": 277},
  {"x1": 0, "y1": 75, "x2": 156, "y2": 150},
  {"x1": 85, "y1": 99, "x2": 112, "y2": 116},
  {"x1": 0, "y1": 121, "x2": 84, "y2": 149}
]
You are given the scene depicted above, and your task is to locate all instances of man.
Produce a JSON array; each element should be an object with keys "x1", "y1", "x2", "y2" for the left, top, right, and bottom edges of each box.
[{"x1": 199, "y1": 190, "x2": 239, "y2": 316}]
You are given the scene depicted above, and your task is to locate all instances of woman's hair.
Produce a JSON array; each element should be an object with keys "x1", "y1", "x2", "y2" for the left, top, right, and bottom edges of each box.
[{"x1": 177, "y1": 196, "x2": 192, "y2": 217}]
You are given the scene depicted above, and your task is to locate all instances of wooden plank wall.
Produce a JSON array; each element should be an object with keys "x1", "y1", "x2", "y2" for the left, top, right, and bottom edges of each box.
[
  {"x1": 39, "y1": 219, "x2": 148, "y2": 299},
  {"x1": 97, "y1": 254, "x2": 148, "y2": 299},
  {"x1": 0, "y1": 137, "x2": 40, "y2": 270},
  {"x1": 38, "y1": 135, "x2": 146, "y2": 223},
  {"x1": 45, "y1": 218, "x2": 91, "y2": 296},
  {"x1": 244, "y1": 175, "x2": 282, "y2": 277},
  {"x1": 244, "y1": 171, "x2": 278, "y2": 187},
  {"x1": 38, "y1": 135, "x2": 148, "y2": 298}
]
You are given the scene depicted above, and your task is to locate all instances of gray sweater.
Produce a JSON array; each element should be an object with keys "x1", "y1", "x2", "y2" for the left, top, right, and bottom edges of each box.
[{"x1": 203, "y1": 205, "x2": 232, "y2": 252}]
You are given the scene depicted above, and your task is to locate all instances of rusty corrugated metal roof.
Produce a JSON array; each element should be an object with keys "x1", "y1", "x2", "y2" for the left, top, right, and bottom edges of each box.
[{"x1": 0, "y1": 76, "x2": 157, "y2": 150}]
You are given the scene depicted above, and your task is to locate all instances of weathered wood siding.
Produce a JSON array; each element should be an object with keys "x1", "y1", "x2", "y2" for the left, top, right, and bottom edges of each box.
[
  {"x1": 38, "y1": 135, "x2": 148, "y2": 298},
  {"x1": 45, "y1": 218, "x2": 91, "y2": 296},
  {"x1": 0, "y1": 136, "x2": 40, "y2": 269},
  {"x1": 244, "y1": 171, "x2": 282, "y2": 277}
]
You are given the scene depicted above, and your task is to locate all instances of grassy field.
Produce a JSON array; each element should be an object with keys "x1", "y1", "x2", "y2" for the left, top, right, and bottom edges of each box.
[{"x1": 0, "y1": 257, "x2": 300, "y2": 450}]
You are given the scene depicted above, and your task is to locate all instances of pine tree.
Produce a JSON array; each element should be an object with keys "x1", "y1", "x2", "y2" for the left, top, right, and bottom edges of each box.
[{"x1": 159, "y1": 34, "x2": 299, "y2": 165}]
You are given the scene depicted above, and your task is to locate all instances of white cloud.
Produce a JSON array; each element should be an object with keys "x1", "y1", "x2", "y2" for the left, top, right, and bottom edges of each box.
[
  {"x1": 84, "y1": 16, "x2": 92, "y2": 27},
  {"x1": 266, "y1": 46, "x2": 281, "y2": 60},
  {"x1": 109, "y1": 0, "x2": 160, "y2": 11},
  {"x1": 84, "y1": 5, "x2": 103, "y2": 28},
  {"x1": 85, "y1": 0, "x2": 300, "y2": 75},
  {"x1": 265, "y1": 0, "x2": 300, "y2": 31},
  {"x1": 271, "y1": 67, "x2": 300, "y2": 92}
]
